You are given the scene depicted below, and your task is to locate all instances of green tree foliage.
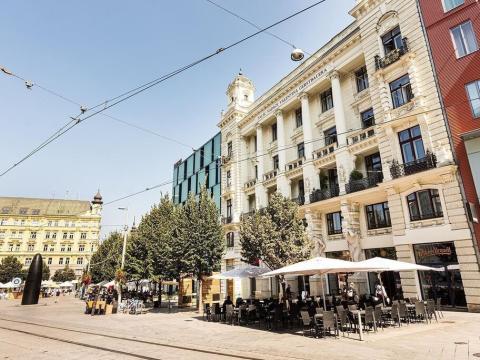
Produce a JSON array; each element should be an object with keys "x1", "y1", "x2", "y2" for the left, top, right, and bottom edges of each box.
[
  {"x1": 52, "y1": 266, "x2": 76, "y2": 282},
  {"x1": 179, "y1": 187, "x2": 224, "y2": 309},
  {"x1": 42, "y1": 261, "x2": 51, "y2": 281},
  {"x1": 240, "y1": 192, "x2": 311, "y2": 271},
  {"x1": 90, "y1": 232, "x2": 123, "y2": 283},
  {"x1": 124, "y1": 230, "x2": 152, "y2": 284},
  {"x1": 0, "y1": 256, "x2": 23, "y2": 283}
]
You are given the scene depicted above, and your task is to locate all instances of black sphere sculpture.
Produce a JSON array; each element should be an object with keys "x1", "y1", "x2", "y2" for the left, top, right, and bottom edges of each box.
[{"x1": 21, "y1": 253, "x2": 42, "y2": 305}]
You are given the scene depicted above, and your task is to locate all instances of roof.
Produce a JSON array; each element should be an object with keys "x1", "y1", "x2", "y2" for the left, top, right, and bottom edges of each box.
[{"x1": 0, "y1": 197, "x2": 92, "y2": 217}]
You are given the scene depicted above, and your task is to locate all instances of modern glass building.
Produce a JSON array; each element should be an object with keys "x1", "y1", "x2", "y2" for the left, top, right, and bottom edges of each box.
[{"x1": 172, "y1": 132, "x2": 221, "y2": 210}]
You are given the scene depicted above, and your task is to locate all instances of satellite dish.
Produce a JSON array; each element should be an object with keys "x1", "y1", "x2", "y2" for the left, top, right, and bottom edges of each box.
[
  {"x1": 12, "y1": 278, "x2": 22, "y2": 287},
  {"x1": 291, "y1": 48, "x2": 305, "y2": 62}
]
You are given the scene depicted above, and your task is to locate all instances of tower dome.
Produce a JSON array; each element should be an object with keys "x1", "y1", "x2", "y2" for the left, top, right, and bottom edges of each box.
[{"x1": 92, "y1": 190, "x2": 103, "y2": 205}]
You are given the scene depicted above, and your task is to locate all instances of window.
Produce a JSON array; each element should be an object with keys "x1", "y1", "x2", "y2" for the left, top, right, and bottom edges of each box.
[
  {"x1": 19, "y1": 208, "x2": 28, "y2": 215},
  {"x1": 77, "y1": 257, "x2": 83, "y2": 265},
  {"x1": 407, "y1": 189, "x2": 443, "y2": 221},
  {"x1": 254, "y1": 165, "x2": 258, "y2": 180},
  {"x1": 79, "y1": 244, "x2": 85, "y2": 252},
  {"x1": 451, "y1": 21, "x2": 478, "y2": 58},
  {"x1": 20, "y1": 220, "x2": 25, "y2": 226},
  {"x1": 67, "y1": 244, "x2": 72, "y2": 252},
  {"x1": 226, "y1": 199, "x2": 232, "y2": 221},
  {"x1": 297, "y1": 142, "x2": 305, "y2": 159},
  {"x1": 382, "y1": 26, "x2": 403, "y2": 54},
  {"x1": 365, "y1": 152, "x2": 383, "y2": 181},
  {"x1": 226, "y1": 170, "x2": 231, "y2": 187},
  {"x1": 227, "y1": 141, "x2": 233, "y2": 157},
  {"x1": 62, "y1": 232, "x2": 67, "y2": 239},
  {"x1": 320, "y1": 88, "x2": 334, "y2": 112},
  {"x1": 65, "y1": 258, "x2": 70, "y2": 265},
  {"x1": 8, "y1": 244, "x2": 13, "y2": 252},
  {"x1": 360, "y1": 108, "x2": 375, "y2": 128},
  {"x1": 31, "y1": 209, "x2": 40, "y2": 215},
  {"x1": 0, "y1": 231, "x2": 4, "y2": 239},
  {"x1": 1, "y1": 207, "x2": 11, "y2": 214},
  {"x1": 226, "y1": 232, "x2": 234, "y2": 248},
  {"x1": 366, "y1": 202, "x2": 391, "y2": 229},
  {"x1": 28, "y1": 244, "x2": 35, "y2": 252},
  {"x1": 61, "y1": 245, "x2": 65, "y2": 252},
  {"x1": 47, "y1": 221, "x2": 52, "y2": 227},
  {"x1": 52, "y1": 232, "x2": 57, "y2": 239},
  {"x1": 59, "y1": 258, "x2": 64, "y2": 265},
  {"x1": 69, "y1": 232, "x2": 74, "y2": 239},
  {"x1": 327, "y1": 212, "x2": 342, "y2": 235},
  {"x1": 399, "y1": 125, "x2": 425, "y2": 163},
  {"x1": 295, "y1": 108, "x2": 303, "y2": 128},
  {"x1": 48, "y1": 258, "x2": 52, "y2": 265},
  {"x1": 30, "y1": 231, "x2": 37, "y2": 239},
  {"x1": 54, "y1": 221, "x2": 58, "y2": 227},
  {"x1": 466, "y1": 80, "x2": 480, "y2": 118},
  {"x1": 390, "y1": 74, "x2": 413, "y2": 108},
  {"x1": 45, "y1": 232, "x2": 50, "y2": 239},
  {"x1": 15, "y1": 244, "x2": 20, "y2": 252},
  {"x1": 443, "y1": 0, "x2": 464, "y2": 11},
  {"x1": 355, "y1": 66, "x2": 369, "y2": 92},
  {"x1": 324, "y1": 127, "x2": 337, "y2": 145},
  {"x1": 25, "y1": 258, "x2": 32, "y2": 266},
  {"x1": 273, "y1": 155, "x2": 279, "y2": 170},
  {"x1": 43, "y1": 244, "x2": 48, "y2": 251},
  {"x1": 272, "y1": 123, "x2": 277, "y2": 141}
]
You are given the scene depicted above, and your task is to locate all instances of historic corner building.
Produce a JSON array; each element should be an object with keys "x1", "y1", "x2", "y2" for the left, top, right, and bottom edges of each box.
[
  {"x1": 215, "y1": 0, "x2": 480, "y2": 311},
  {"x1": 0, "y1": 192, "x2": 103, "y2": 279},
  {"x1": 172, "y1": 132, "x2": 222, "y2": 209}
]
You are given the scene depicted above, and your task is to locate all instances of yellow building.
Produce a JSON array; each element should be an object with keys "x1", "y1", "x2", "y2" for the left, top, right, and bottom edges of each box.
[{"x1": 0, "y1": 192, "x2": 102, "y2": 279}]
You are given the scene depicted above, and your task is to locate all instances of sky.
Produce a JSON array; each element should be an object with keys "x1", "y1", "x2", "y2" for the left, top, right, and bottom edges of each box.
[{"x1": 0, "y1": 0, "x2": 355, "y2": 238}]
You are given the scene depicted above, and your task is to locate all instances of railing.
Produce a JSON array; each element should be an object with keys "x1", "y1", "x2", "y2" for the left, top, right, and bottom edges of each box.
[
  {"x1": 286, "y1": 158, "x2": 304, "y2": 171},
  {"x1": 309, "y1": 186, "x2": 340, "y2": 204},
  {"x1": 345, "y1": 173, "x2": 383, "y2": 194},
  {"x1": 221, "y1": 216, "x2": 233, "y2": 224},
  {"x1": 410, "y1": 210, "x2": 443, "y2": 222},
  {"x1": 222, "y1": 154, "x2": 232, "y2": 165},
  {"x1": 315, "y1": 143, "x2": 337, "y2": 159},
  {"x1": 390, "y1": 151, "x2": 437, "y2": 179},
  {"x1": 244, "y1": 179, "x2": 257, "y2": 189},
  {"x1": 263, "y1": 170, "x2": 277, "y2": 181},
  {"x1": 375, "y1": 37, "x2": 409, "y2": 71},
  {"x1": 292, "y1": 195, "x2": 305, "y2": 206},
  {"x1": 347, "y1": 126, "x2": 375, "y2": 145}
]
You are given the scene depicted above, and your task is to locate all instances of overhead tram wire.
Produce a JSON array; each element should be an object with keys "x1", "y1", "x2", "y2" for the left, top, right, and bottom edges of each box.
[
  {"x1": 204, "y1": 0, "x2": 313, "y2": 56},
  {"x1": 0, "y1": 0, "x2": 329, "y2": 178}
]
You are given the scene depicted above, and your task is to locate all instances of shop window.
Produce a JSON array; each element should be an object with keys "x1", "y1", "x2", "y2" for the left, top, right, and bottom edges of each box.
[
  {"x1": 364, "y1": 248, "x2": 403, "y2": 300},
  {"x1": 407, "y1": 189, "x2": 443, "y2": 221}
]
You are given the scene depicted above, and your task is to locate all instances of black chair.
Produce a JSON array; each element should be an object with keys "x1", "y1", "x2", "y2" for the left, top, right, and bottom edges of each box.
[{"x1": 300, "y1": 311, "x2": 315, "y2": 337}]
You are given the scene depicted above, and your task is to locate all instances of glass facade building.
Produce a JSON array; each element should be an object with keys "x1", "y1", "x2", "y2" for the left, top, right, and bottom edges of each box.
[{"x1": 172, "y1": 132, "x2": 221, "y2": 210}]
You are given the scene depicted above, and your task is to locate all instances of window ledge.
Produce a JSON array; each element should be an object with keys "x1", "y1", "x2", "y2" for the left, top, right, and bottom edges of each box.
[
  {"x1": 409, "y1": 218, "x2": 445, "y2": 229},
  {"x1": 327, "y1": 233, "x2": 344, "y2": 241},
  {"x1": 367, "y1": 228, "x2": 392, "y2": 236}
]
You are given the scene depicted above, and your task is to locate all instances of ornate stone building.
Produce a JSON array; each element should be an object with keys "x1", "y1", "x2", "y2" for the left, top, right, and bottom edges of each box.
[
  {"x1": 0, "y1": 193, "x2": 102, "y2": 279},
  {"x1": 217, "y1": 0, "x2": 480, "y2": 311}
]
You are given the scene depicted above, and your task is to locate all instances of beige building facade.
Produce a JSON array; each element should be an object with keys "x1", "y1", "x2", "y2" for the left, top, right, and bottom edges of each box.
[
  {"x1": 0, "y1": 193, "x2": 102, "y2": 279},
  {"x1": 218, "y1": 0, "x2": 480, "y2": 311}
]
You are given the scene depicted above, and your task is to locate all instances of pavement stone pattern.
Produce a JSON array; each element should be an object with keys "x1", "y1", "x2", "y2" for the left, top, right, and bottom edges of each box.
[{"x1": 0, "y1": 296, "x2": 480, "y2": 359}]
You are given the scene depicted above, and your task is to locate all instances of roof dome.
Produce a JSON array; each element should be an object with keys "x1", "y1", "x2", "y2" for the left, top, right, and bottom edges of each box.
[{"x1": 92, "y1": 190, "x2": 103, "y2": 205}]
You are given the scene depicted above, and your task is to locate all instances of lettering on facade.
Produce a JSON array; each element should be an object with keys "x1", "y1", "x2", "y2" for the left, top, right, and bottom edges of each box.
[
  {"x1": 416, "y1": 246, "x2": 452, "y2": 259},
  {"x1": 256, "y1": 68, "x2": 328, "y2": 122}
]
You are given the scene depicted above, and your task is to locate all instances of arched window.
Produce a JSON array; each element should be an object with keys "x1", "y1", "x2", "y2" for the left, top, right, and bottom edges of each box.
[
  {"x1": 407, "y1": 189, "x2": 443, "y2": 221},
  {"x1": 226, "y1": 232, "x2": 234, "y2": 248}
]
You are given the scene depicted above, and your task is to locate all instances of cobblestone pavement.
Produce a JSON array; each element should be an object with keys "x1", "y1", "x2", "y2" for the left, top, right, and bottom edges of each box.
[{"x1": 1, "y1": 296, "x2": 480, "y2": 360}]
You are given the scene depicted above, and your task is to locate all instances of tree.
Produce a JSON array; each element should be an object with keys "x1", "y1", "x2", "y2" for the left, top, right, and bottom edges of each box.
[
  {"x1": 240, "y1": 192, "x2": 311, "y2": 297},
  {"x1": 0, "y1": 256, "x2": 23, "y2": 283},
  {"x1": 52, "y1": 266, "x2": 75, "y2": 282},
  {"x1": 90, "y1": 232, "x2": 123, "y2": 283},
  {"x1": 42, "y1": 261, "x2": 51, "y2": 281},
  {"x1": 179, "y1": 187, "x2": 224, "y2": 310},
  {"x1": 124, "y1": 230, "x2": 152, "y2": 288}
]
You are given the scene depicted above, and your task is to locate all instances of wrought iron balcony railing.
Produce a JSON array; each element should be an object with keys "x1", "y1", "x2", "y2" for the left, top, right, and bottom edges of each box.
[
  {"x1": 390, "y1": 151, "x2": 437, "y2": 179},
  {"x1": 375, "y1": 37, "x2": 409, "y2": 71},
  {"x1": 345, "y1": 173, "x2": 383, "y2": 194},
  {"x1": 309, "y1": 186, "x2": 340, "y2": 204},
  {"x1": 221, "y1": 216, "x2": 233, "y2": 224},
  {"x1": 292, "y1": 195, "x2": 305, "y2": 206}
]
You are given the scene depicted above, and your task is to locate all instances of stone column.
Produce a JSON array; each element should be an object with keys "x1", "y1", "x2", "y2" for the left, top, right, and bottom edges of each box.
[
  {"x1": 255, "y1": 125, "x2": 267, "y2": 207},
  {"x1": 330, "y1": 70, "x2": 347, "y2": 147},
  {"x1": 275, "y1": 110, "x2": 291, "y2": 198}
]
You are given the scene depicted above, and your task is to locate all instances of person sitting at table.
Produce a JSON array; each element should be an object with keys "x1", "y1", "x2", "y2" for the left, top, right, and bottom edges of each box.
[
  {"x1": 222, "y1": 296, "x2": 233, "y2": 313},
  {"x1": 374, "y1": 281, "x2": 390, "y2": 305},
  {"x1": 235, "y1": 297, "x2": 244, "y2": 307},
  {"x1": 285, "y1": 284, "x2": 292, "y2": 301}
]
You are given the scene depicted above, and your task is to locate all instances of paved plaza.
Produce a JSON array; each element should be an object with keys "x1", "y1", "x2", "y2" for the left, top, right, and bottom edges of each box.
[{"x1": 0, "y1": 296, "x2": 480, "y2": 359}]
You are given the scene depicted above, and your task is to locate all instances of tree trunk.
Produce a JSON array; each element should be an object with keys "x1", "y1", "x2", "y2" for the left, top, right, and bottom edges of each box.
[
  {"x1": 159, "y1": 280, "x2": 162, "y2": 308},
  {"x1": 197, "y1": 277, "x2": 203, "y2": 313}
]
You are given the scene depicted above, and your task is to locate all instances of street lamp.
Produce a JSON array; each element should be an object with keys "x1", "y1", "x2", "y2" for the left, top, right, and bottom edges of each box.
[
  {"x1": 291, "y1": 47, "x2": 305, "y2": 62},
  {"x1": 117, "y1": 207, "x2": 128, "y2": 305}
]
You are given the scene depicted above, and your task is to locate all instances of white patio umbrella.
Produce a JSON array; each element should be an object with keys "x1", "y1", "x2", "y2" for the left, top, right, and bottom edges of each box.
[
  {"x1": 102, "y1": 280, "x2": 115, "y2": 288},
  {"x1": 210, "y1": 265, "x2": 271, "y2": 279},
  {"x1": 59, "y1": 281, "x2": 74, "y2": 288},
  {"x1": 356, "y1": 257, "x2": 442, "y2": 305},
  {"x1": 262, "y1": 257, "x2": 384, "y2": 309}
]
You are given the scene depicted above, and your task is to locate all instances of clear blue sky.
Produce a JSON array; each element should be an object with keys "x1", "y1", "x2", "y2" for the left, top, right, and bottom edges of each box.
[{"x1": 0, "y1": 0, "x2": 354, "y2": 237}]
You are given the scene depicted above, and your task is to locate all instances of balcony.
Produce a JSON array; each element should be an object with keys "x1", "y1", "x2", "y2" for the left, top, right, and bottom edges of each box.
[
  {"x1": 263, "y1": 170, "x2": 277, "y2": 182},
  {"x1": 221, "y1": 216, "x2": 233, "y2": 225},
  {"x1": 315, "y1": 143, "x2": 337, "y2": 159},
  {"x1": 222, "y1": 154, "x2": 232, "y2": 165},
  {"x1": 309, "y1": 186, "x2": 340, "y2": 204},
  {"x1": 390, "y1": 151, "x2": 437, "y2": 179},
  {"x1": 347, "y1": 126, "x2": 375, "y2": 146},
  {"x1": 345, "y1": 173, "x2": 383, "y2": 194},
  {"x1": 286, "y1": 158, "x2": 304, "y2": 171},
  {"x1": 244, "y1": 179, "x2": 256, "y2": 189},
  {"x1": 374, "y1": 37, "x2": 409, "y2": 71},
  {"x1": 292, "y1": 195, "x2": 305, "y2": 206}
]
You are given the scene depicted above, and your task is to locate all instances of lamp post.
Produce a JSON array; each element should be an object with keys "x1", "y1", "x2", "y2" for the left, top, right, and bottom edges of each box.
[{"x1": 117, "y1": 207, "x2": 128, "y2": 305}]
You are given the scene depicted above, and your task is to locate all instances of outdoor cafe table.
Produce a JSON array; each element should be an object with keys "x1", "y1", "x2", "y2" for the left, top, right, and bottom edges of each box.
[{"x1": 349, "y1": 309, "x2": 376, "y2": 341}]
